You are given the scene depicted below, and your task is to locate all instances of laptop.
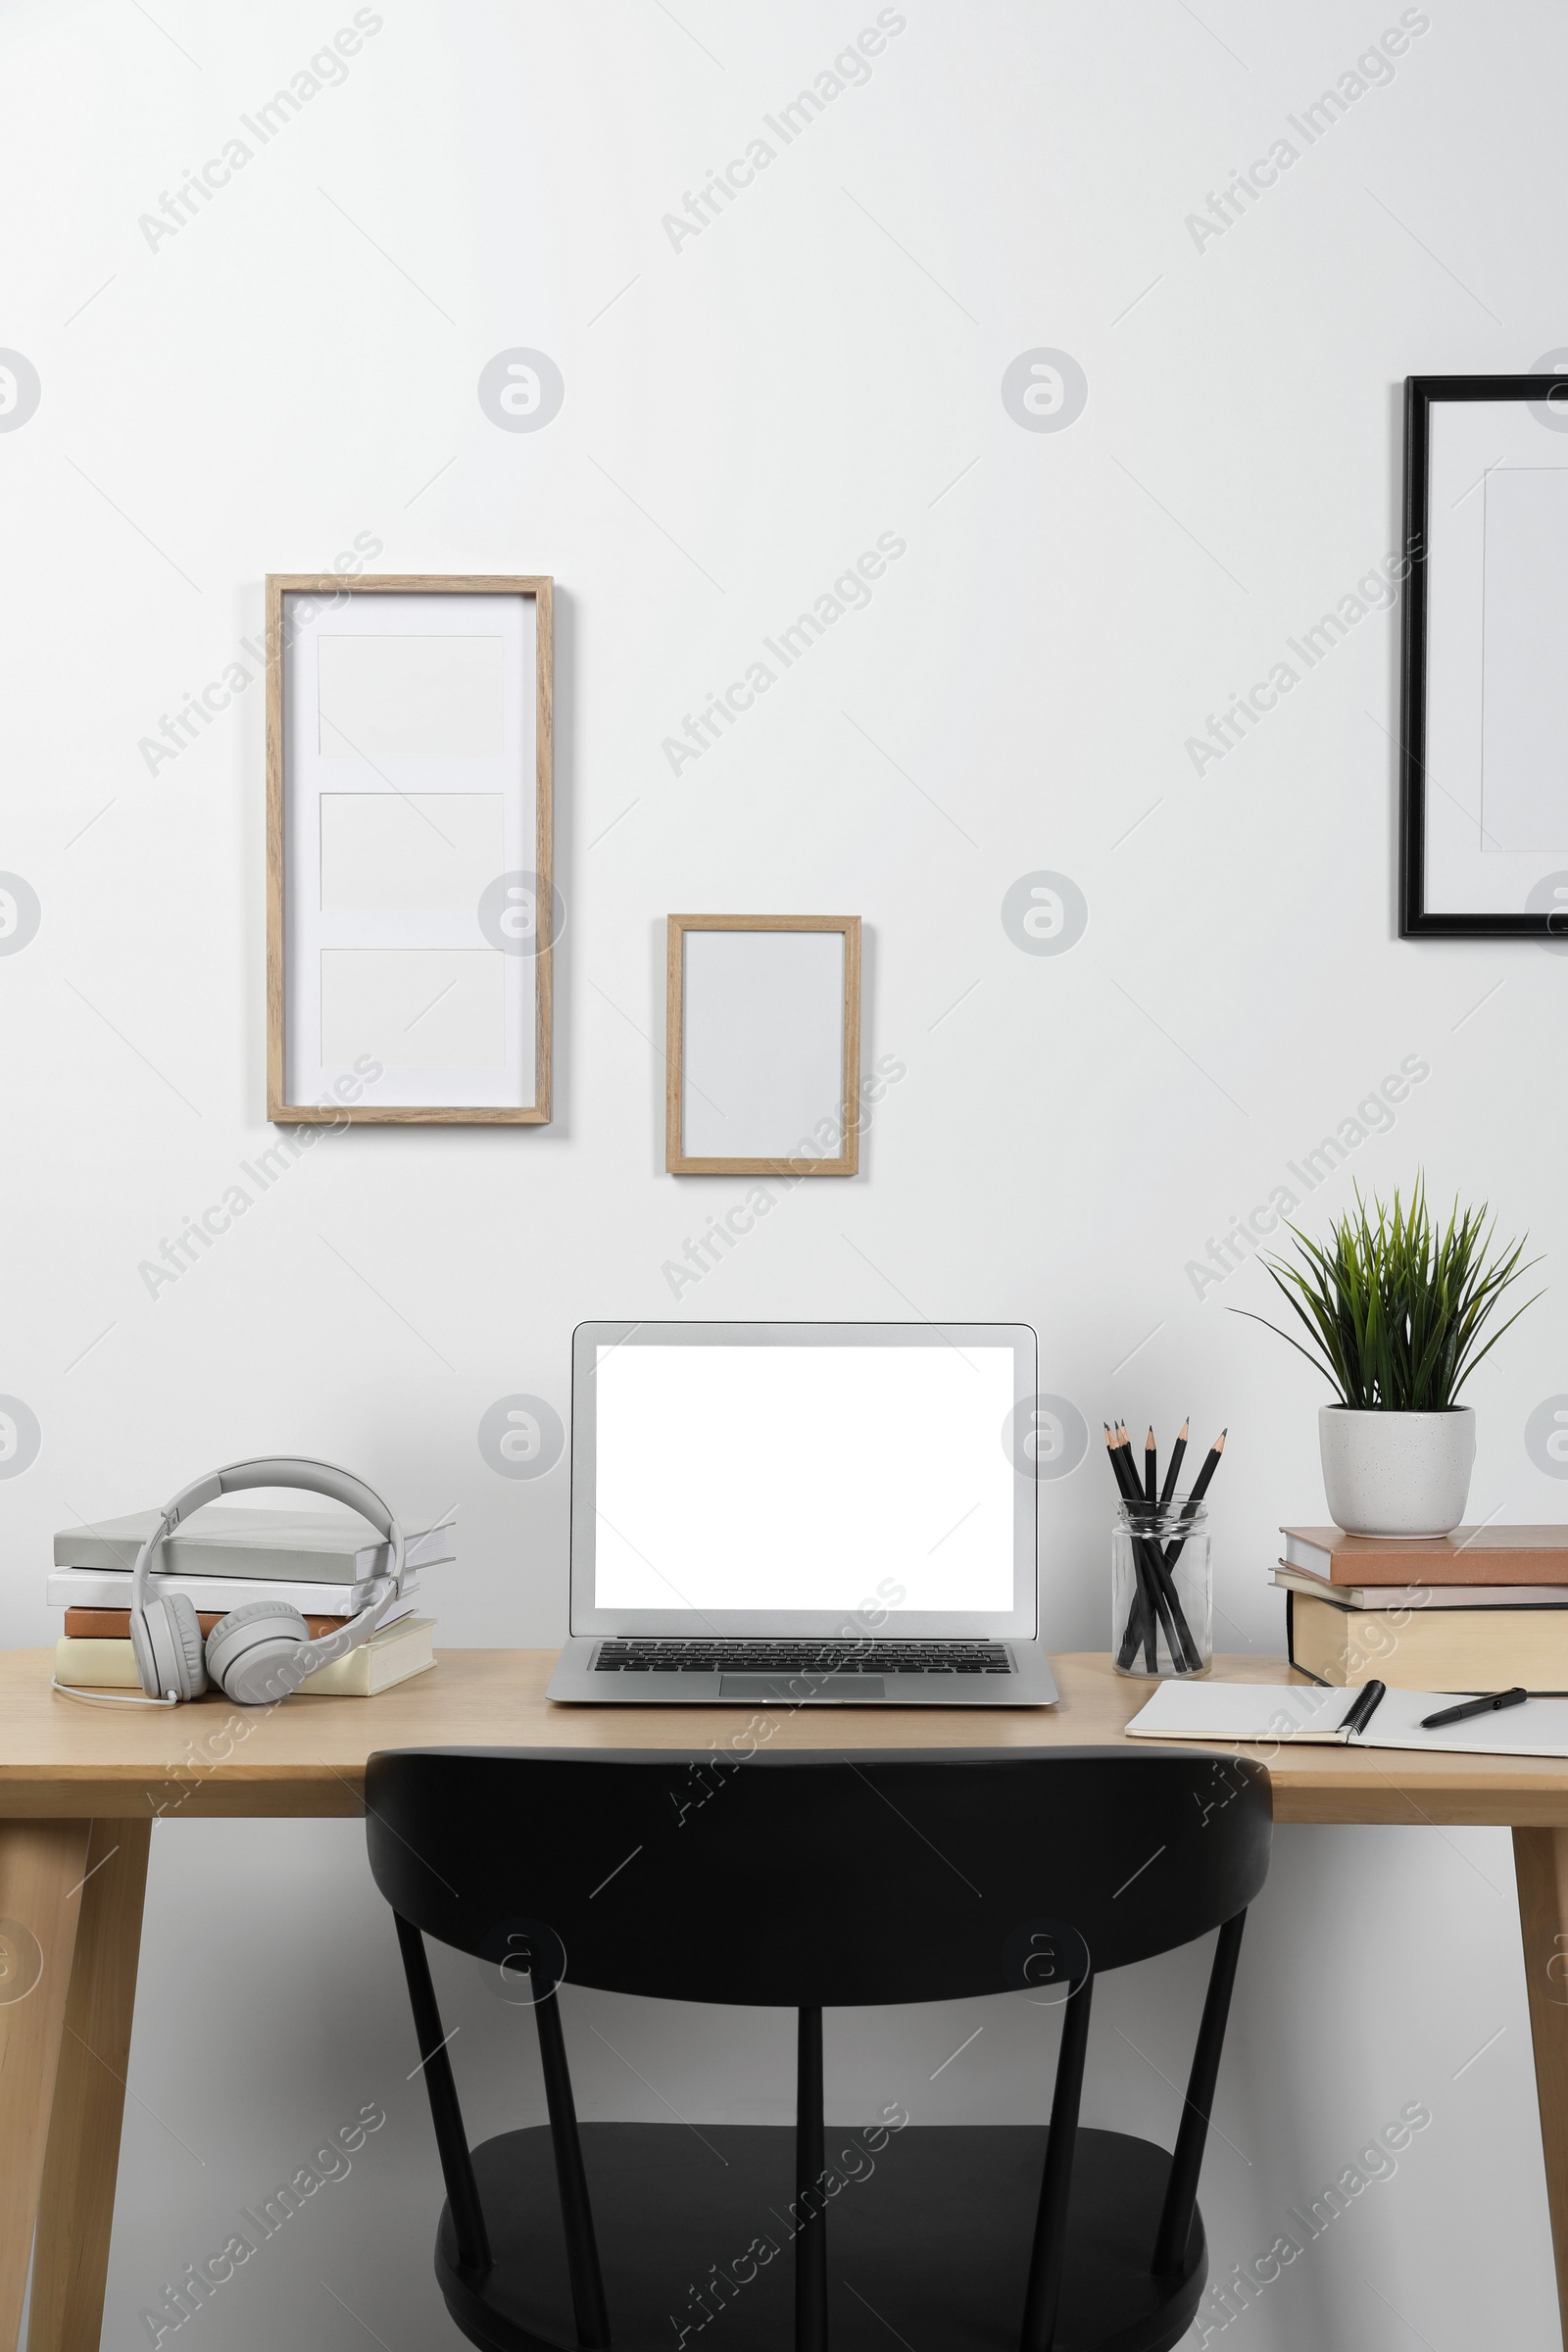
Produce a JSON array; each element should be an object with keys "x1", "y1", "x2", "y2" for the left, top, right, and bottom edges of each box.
[{"x1": 546, "y1": 1320, "x2": 1058, "y2": 1707}]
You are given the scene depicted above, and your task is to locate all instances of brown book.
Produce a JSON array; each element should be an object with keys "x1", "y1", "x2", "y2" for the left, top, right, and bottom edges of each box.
[
  {"x1": 63, "y1": 1605, "x2": 348, "y2": 1640},
  {"x1": 1288, "y1": 1589, "x2": 1568, "y2": 1691},
  {"x1": 1283, "y1": 1524, "x2": 1568, "y2": 1587}
]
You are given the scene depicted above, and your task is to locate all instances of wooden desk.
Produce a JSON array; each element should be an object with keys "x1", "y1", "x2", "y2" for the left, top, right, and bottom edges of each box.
[{"x1": 8, "y1": 1646, "x2": 1568, "y2": 2349}]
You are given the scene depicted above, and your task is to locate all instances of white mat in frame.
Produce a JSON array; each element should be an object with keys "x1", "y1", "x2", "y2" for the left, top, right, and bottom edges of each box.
[{"x1": 266, "y1": 573, "x2": 553, "y2": 1123}]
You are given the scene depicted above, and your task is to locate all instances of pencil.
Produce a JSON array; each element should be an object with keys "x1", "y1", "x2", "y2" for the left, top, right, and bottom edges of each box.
[
  {"x1": 1112, "y1": 1427, "x2": 1150, "y2": 1520},
  {"x1": 1109, "y1": 1430, "x2": 1161, "y2": 1674},
  {"x1": 1106, "y1": 1428, "x2": 1159, "y2": 1669},
  {"x1": 1163, "y1": 1429, "x2": 1226, "y2": 1573},
  {"x1": 1144, "y1": 1427, "x2": 1156, "y2": 1506},
  {"x1": 1188, "y1": 1428, "x2": 1227, "y2": 1505},
  {"x1": 1116, "y1": 1421, "x2": 1139, "y2": 1487},
  {"x1": 1158, "y1": 1418, "x2": 1188, "y2": 1509}
]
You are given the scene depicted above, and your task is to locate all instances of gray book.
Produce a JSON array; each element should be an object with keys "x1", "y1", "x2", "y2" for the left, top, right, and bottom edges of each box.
[{"x1": 53, "y1": 1507, "x2": 456, "y2": 1584}]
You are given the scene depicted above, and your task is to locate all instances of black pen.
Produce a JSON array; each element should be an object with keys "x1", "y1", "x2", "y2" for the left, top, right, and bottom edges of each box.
[
  {"x1": 1420, "y1": 1687, "x2": 1529, "y2": 1731},
  {"x1": 1338, "y1": 1680, "x2": 1388, "y2": 1739}
]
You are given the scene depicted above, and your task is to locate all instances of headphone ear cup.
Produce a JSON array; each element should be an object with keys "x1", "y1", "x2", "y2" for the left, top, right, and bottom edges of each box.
[
  {"x1": 133, "y1": 1592, "x2": 209, "y2": 1701},
  {"x1": 127, "y1": 1603, "x2": 161, "y2": 1698},
  {"x1": 206, "y1": 1600, "x2": 312, "y2": 1706},
  {"x1": 166, "y1": 1593, "x2": 210, "y2": 1699}
]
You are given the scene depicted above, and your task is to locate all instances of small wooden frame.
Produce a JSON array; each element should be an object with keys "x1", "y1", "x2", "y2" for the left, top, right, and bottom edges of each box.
[
  {"x1": 665, "y1": 914, "x2": 861, "y2": 1176},
  {"x1": 266, "y1": 572, "x2": 553, "y2": 1124}
]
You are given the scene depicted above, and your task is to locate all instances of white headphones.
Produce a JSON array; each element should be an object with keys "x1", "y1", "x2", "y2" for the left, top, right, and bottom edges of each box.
[{"x1": 59, "y1": 1458, "x2": 406, "y2": 1709}]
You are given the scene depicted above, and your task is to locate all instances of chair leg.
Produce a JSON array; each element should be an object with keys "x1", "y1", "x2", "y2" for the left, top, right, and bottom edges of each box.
[
  {"x1": 394, "y1": 1914, "x2": 492, "y2": 2276},
  {"x1": 1152, "y1": 1908, "x2": 1248, "y2": 2276},
  {"x1": 795, "y1": 2006, "x2": 828, "y2": 2352},
  {"x1": 1019, "y1": 1971, "x2": 1094, "y2": 2352},
  {"x1": 533, "y1": 1983, "x2": 612, "y2": 2347}
]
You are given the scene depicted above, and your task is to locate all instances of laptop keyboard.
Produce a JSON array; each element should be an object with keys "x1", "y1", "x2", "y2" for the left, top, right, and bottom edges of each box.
[{"x1": 593, "y1": 1640, "x2": 1013, "y2": 1676}]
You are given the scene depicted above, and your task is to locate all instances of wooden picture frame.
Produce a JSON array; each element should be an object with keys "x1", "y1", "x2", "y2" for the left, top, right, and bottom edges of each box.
[
  {"x1": 1400, "y1": 375, "x2": 1568, "y2": 936},
  {"x1": 665, "y1": 914, "x2": 861, "y2": 1176},
  {"x1": 266, "y1": 572, "x2": 553, "y2": 1123}
]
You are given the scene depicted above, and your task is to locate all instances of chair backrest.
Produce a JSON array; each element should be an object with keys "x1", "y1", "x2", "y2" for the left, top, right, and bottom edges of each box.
[{"x1": 365, "y1": 1745, "x2": 1270, "y2": 2006}]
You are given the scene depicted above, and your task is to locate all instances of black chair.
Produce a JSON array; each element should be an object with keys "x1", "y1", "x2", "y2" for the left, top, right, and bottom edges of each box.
[{"x1": 366, "y1": 1745, "x2": 1269, "y2": 2352}]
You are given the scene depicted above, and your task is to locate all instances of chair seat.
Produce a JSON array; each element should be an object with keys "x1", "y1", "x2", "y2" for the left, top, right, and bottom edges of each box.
[{"x1": 433, "y1": 2122, "x2": 1207, "y2": 2352}]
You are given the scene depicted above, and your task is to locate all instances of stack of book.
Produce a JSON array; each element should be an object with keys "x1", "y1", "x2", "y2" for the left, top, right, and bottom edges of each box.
[
  {"x1": 52, "y1": 1507, "x2": 453, "y2": 1696},
  {"x1": 1275, "y1": 1524, "x2": 1568, "y2": 1690}
]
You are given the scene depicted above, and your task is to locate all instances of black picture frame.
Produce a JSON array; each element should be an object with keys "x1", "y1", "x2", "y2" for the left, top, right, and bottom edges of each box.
[{"x1": 1400, "y1": 372, "x2": 1568, "y2": 937}]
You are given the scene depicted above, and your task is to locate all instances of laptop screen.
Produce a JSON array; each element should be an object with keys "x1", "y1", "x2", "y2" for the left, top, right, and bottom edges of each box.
[{"x1": 569, "y1": 1323, "x2": 1039, "y2": 1639}]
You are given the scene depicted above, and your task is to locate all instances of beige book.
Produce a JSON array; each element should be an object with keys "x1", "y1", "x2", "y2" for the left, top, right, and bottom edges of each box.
[
  {"x1": 1289, "y1": 1592, "x2": 1568, "y2": 1691},
  {"x1": 54, "y1": 1617, "x2": 436, "y2": 1697}
]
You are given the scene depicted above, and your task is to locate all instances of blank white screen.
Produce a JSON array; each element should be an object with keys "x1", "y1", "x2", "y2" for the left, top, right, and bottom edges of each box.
[{"x1": 592, "y1": 1344, "x2": 1016, "y2": 1612}]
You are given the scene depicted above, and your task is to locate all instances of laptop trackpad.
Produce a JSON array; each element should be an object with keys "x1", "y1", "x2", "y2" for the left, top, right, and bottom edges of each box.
[{"x1": 720, "y1": 1675, "x2": 886, "y2": 1701}]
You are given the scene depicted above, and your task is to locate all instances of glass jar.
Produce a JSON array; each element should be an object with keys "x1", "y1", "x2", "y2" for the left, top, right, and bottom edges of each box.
[{"x1": 1111, "y1": 1498, "x2": 1212, "y2": 1678}]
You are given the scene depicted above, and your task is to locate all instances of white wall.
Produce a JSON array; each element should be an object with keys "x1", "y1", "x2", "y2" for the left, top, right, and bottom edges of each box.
[{"x1": 2, "y1": 1, "x2": 1564, "y2": 2343}]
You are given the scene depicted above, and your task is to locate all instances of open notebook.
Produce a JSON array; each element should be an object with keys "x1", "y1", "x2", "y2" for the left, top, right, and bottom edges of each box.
[{"x1": 1126, "y1": 1680, "x2": 1568, "y2": 1758}]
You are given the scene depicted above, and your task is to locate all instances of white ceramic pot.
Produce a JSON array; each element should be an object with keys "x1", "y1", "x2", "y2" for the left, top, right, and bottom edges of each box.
[{"x1": 1318, "y1": 1405, "x2": 1476, "y2": 1536}]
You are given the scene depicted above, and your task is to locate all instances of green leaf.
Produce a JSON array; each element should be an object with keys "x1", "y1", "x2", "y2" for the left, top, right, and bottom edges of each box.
[{"x1": 1227, "y1": 1175, "x2": 1542, "y2": 1410}]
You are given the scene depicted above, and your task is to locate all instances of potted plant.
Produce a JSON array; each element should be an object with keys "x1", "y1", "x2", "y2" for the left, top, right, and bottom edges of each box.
[{"x1": 1234, "y1": 1179, "x2": 1541, "y2": 1536}]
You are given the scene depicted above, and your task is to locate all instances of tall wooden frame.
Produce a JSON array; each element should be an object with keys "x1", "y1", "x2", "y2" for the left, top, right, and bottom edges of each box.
[
  {"x1": 665, "y1": 914, "x2": 861, "y2": 1176},
  {"x1": 266, "y1": 572, "x2": 554, "y2": 1123}
]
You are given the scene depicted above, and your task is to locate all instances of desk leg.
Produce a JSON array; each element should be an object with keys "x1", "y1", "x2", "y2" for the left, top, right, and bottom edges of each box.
[
  {"x1": 27, "y1": 1821, "x2": 152, "y2": 2352},
  {"x1": 0, "y1": 1821, "x2": 93, "y2": 2352},
  {"x1": 1514, "y1": 1827, "x2": 1568, "y2": 2346}
]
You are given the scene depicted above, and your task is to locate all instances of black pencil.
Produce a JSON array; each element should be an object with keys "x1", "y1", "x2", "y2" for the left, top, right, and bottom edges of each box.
[
  {"x1": 1144, "y1": 1427, "x2": 1156, "y2": 1506},
  {"x1": 1163, "y1": 1429, "x2": 1226, "y2": 1573},
  {"x1": 1188, "y1": 1427, "x2": 1227, "y2": 1505},
  {"x1": 1108, "y1": 1495, "x2": 1151, "y2": 1667},
  {"x1": 1158, "y1": 1418, "x2": 1188, "y2": 1509},
  {"x1": 1115, "y1": 1420, "x2": 1140, "y2": 1488},
  {"x1": 1106, "y1": 1428, "x2": 1159, "y2": 1669},
  {"x1": 1128, "y1": 1432, "x2": 1202, "y2": 1669}
]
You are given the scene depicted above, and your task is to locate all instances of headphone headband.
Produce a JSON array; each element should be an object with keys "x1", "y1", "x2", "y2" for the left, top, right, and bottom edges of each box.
[
  {"x1": 208, "y1": 1457, "x2": 397, "y2": 1540},
  {"x1": 131, "y1": 1457, "x2": 405, "y2": 1618}
]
